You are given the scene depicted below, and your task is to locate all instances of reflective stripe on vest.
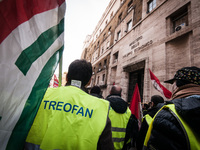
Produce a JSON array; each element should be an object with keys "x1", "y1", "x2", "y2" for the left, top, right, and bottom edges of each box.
[
  {"x1": 26, "y1": 86, "x2": 110, "y2": 150},
  {"x1": 109, "y1": 107, "x2": 131, "y2": 150},
  {"x1": 144, "y1": 104, "x2": 200, "y2": 150},
  {"x1": 142, "y1": 114, "x2": 152, "y2": 126}
]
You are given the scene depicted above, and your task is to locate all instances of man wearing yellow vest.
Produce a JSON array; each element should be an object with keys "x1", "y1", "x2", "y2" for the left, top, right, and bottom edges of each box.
[
  {"x1": 136, "y1": 95, "x2": 164, "y2": 150},
  {"x1": 143, "y1": 66, "x2": 200, "y2": 150},
  {"x1": 25, "y1": 59, "x2": 114, "y2": 150},
  {"x1": 106, "y1": 85, "x2": 138, "y2": 150}
]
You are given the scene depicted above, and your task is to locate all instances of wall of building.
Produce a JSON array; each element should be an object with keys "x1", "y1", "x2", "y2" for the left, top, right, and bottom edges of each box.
[{"x1": 81, "y1": 0, "x2": 200, "y2": 103}]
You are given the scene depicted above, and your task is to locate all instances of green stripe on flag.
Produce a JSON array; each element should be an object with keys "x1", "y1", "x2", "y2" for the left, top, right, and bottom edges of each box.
[
  {"x1": 7, "y1": 46, "x2": 64, "y2": 150},
  {"x1": 15, "y1": 18, "x2": 64, "y2": 75}
]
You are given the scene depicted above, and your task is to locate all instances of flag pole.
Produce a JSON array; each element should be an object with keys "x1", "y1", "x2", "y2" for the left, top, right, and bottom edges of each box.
[{"x1": 58, "y1": 54, "x2": 63, "y2": 87}]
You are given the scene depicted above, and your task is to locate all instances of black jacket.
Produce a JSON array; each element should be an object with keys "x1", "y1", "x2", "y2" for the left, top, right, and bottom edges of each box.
[
  {"x1": 136, "y1": 103, "x2": 164, "y2": 150},
  {"x1": 145, "y1": 95, "x2": 200, "y2": 150},
  {"x1": 106, "y1": 94, "x2": 139, "y2": 149}
]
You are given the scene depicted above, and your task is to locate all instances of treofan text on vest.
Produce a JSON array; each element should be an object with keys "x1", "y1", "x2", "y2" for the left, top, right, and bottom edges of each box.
[{"x1": 43, "y1": 100, "x2": 93, "y2": 118}]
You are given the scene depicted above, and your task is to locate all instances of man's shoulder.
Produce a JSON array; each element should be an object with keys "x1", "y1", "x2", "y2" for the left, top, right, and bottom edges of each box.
[
  {"x1": 106, "y1": 94, "x2": 125, "y2": 102},
  {"x1": 106, "y1": 94, "x2": 120, "y2": 99}
]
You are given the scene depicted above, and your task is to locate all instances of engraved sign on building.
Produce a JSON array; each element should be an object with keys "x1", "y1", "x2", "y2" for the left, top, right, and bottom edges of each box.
[{"x1": 123, "y1": 36, "x2": 153, "y2": 59}]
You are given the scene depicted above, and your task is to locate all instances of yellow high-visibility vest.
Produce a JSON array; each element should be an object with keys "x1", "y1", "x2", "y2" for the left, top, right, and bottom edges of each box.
[
  {"x1": 26, "y1": 86, "x2": 110, "y2": 150},
  {"x1": 142, "y1": 114, "x2": 152, "y2": 126},
  {"x1": 109, "y1": 107, "x2": 131, "y2": 150},
  {"x1": 144, "y1": 104, "x2": 200, "y2": 150}
]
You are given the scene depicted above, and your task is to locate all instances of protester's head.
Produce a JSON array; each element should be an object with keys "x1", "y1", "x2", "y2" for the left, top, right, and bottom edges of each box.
[
  {"x1": 90, "y1": 85, "x2": 104, "y2": 98},
  {"x1": 151, "y1": 95, "x2": 164, "y2": 107},
  {"x1": 110, "y1": 85, "x2": 122, "y2": 97},
  {"x1": 67, "y1": 59, "x2": 92, "y2": 87},
  {"x1": 90, "y1": 86, "x2": 101, "y2": 95},
  {"x1": 143, "y1": 103, "x2": 149, "y2": 110},
  {"x1": 164, "y1": 66, "x2": 200, "y2": 87}
]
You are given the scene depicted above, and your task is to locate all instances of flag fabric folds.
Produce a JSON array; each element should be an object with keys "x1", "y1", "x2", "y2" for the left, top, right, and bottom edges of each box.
[
  {"x1": 0, "y1": 0, "x2": 66, "y2": 149},
  {"x1": 149, "y1": 69, "x2": 172, "y2": 99},
  {"x1": 129, "y1": 83, "x2": 143, "y2": 127},
  {"x1": 53, "y1": 74, "x2": 59, "y2": 88}
]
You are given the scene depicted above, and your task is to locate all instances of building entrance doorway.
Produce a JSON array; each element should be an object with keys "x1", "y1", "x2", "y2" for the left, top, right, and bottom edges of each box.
[{"x1": 128, "y1": 69, "x2": 144, "y2": 103}]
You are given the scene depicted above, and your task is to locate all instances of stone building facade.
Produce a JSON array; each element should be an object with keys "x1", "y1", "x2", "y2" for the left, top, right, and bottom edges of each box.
[{"x1": 81, "y1": 0, "x2": 200, "y2": 103}]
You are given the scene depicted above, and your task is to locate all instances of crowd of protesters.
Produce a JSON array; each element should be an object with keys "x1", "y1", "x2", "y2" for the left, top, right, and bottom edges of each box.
[{"x1": 24, "y1": 59, "x2": 200, "y2": 150}]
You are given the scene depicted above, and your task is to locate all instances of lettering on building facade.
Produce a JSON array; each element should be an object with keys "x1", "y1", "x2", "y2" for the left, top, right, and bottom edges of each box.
[
  {"x1": 123, "y1": 35, "x2": 153, "y2": 58},
  {"x1": 134, "y1": 40, "x2": 153, "y2": 53}
]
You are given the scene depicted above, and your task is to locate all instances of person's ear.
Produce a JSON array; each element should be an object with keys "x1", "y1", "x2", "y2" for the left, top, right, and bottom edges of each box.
[
  {"x1": 86, "y1": 78, "x2": 92, "y2": 87},
  {"x1": 66, "y1": 75, "x2": 68, "y2": 83},
  {"x1": 151, "y1": 102, "x2": 154, "y2": 107}
]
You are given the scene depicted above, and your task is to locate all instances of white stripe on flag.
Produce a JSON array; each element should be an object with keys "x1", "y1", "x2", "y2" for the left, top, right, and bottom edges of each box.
[{"x1": 151, "y1": 80, "x2": 165, "y2": 96}]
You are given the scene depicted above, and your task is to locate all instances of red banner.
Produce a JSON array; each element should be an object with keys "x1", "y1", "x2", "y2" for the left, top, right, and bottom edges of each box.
[
  {"x1": 149, "y1": 69, "x2": 172, "y2": 99},
  {"x1": 129, "y1": 83, "x2": 143, "y2": 126}
]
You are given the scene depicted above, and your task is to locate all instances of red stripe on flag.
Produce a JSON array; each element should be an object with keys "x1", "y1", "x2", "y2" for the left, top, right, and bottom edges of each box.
[
  {"x1": 53, "y1": 74, "x2": 59, "y2": 87},
  {"x1": 149, "y1": 69, "x2": 172, "y2": 99},
  {"x1": 0, "y1": 0, "x2": 65, "y2": 43}
]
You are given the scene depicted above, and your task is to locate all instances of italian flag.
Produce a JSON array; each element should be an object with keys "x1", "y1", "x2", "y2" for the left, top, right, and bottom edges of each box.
[{"x1": 0, "y1": 0, "x2": 66, "y2": 149}]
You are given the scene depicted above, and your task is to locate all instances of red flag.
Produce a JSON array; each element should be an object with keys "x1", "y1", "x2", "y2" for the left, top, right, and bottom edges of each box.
[
  {"x1": 149, "y1": 69, "x2": 172, "y2": 99},
  {"x1": 53, "y1": 74, "x2": 59, "y2": 87},
  {"x1": 129, "y1": 83, "x2": 143, "y2": 126}
]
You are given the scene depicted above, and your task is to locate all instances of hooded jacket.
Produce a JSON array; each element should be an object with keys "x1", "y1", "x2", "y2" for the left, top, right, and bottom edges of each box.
[
  {"x1": 106, "y1": 94, "x2": 128, "y2": 114},
  {"x1": 144, "y1": 95, "x2": 200, "y2": 150}
]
